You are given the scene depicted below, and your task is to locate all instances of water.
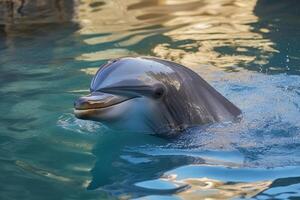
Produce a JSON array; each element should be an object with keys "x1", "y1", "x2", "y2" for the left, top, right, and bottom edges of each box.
[{"x1": 0, "y1": 0, "x2": 300, "y2": 199}]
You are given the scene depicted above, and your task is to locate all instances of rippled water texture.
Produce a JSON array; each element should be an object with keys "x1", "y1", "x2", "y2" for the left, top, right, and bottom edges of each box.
[{"x1": 1, "y1": 0, "x2": 300, "y2": 199}]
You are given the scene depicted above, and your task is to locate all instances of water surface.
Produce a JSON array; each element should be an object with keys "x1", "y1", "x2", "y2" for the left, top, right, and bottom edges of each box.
[{"x1": 1, "y1": 0, "x2": 300, "y2": 199}]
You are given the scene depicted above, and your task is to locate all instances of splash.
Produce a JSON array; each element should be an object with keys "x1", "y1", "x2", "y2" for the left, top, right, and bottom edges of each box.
[
  {"x1": 128, "y1": 71, "x2": 300, "y2": 168},
  {"x1": 57, "y1": 113, "x2": 107, "y2": 134}
]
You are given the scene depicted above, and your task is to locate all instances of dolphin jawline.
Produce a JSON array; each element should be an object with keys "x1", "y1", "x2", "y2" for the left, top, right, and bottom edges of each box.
[
  {"x1": 74, "y1": 96, "x2": 136, "y2": 111},
  {"x1": 73, "y1": 96, "x2": 136, "y2": 120},
  {"x1": 74, "y1": 91, "x2": 138, "y2": 120}
]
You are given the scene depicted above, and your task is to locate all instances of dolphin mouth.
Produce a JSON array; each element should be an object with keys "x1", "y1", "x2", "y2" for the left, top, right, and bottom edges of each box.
[{"x1": 74, "y1": 92, "x2": 135, "y2": 118}]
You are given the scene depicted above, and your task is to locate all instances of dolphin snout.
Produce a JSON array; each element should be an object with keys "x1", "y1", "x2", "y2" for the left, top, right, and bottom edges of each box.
[
  {"x1": 74, "y1": 93, "x2": 107, "y2": 110},
  {"x1": 74, "y1": 96, "x2": 90, "y2": 110},
  {"x1": 75, "y1": 92, "x2": 127, "y2": 110},
  {"x1": 74, "y1": 92, "x2": 135, "y2": 119}
]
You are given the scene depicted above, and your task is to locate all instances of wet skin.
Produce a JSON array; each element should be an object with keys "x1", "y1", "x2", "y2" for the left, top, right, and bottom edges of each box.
[{"x1": 74, "y1": 57, "x2": 241, "y2": 136}]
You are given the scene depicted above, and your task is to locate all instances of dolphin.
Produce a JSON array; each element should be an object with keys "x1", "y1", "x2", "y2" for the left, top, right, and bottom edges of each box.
[{"x1": 74, "y1": 57, "x2": 241, "y2": 136}]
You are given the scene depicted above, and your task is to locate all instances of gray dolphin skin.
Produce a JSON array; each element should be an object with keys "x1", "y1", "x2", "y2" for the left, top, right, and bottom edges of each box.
[{"x1": 74, "y1": 57, "x2": 241, "y2": 136}]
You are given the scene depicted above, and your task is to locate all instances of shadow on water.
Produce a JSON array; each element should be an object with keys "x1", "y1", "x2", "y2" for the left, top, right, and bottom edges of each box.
[{"x1": 1, "y1": 0, "x2": 300, "y2": 200}]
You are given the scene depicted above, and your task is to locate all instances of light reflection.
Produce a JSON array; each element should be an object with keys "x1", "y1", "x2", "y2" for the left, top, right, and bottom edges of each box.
[
  {"x1": 177, "y1": 178, "x2": 271, "y2": 199},
  {"x1": 73, "y1": 0, "x2": 277, "y2": 75},
  {"x1": 76, "y1": 48, "x2": 136, "y2": 61},
  {"x1": 152, "y1": 0, "x2": 277, "y2": 71},
  {"x1": 0, "y1": 0, "x2": 286, "y2": 74},
  {"x1": 134, "y1": 174, "x2": 272, "y2": 199},
  {"x1": 163, "y1": 165, "x2": 300, "y2": 199},
  {"x1": 15, "y1": 160, "x2": 73, "y2": 183}
]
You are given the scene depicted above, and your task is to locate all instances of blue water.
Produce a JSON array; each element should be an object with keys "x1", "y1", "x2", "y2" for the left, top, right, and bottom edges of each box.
[{"x1": 1, "y1": 0, "x2": 300, "y2": 199}]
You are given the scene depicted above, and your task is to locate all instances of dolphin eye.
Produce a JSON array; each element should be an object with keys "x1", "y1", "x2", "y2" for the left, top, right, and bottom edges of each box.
[{"x1": 153, "y1": 84, "x2": 165, "y2": 99}]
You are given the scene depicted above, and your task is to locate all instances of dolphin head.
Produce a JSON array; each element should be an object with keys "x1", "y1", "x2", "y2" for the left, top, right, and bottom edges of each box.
[
  {"x1": 74, "y1": 57, "x2": 241, "y2": 136},
  {"x1": 74, "y1": 57, "x2": 176, "y2": 135}
]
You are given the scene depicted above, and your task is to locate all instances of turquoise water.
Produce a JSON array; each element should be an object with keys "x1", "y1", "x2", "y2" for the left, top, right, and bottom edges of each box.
[{"x1": 1, "y1": 0, "x2": 300, "y2": 199}]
